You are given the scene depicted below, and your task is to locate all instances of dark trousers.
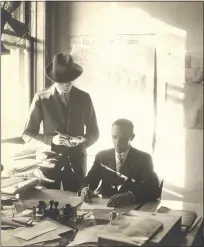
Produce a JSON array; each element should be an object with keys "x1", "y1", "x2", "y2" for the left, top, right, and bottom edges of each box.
[{"x1": 46, "y1": 145, "x2": 87, "y2": 192}]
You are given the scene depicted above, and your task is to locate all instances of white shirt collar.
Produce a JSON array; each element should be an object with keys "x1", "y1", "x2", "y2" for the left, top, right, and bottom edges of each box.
[
  {"x1": 115, "y1": 146, "x2": 130, "y2": 155},
  {"x1": 115, "y1": 146, "x2": 130, "y2": 161},
  {"x1": 55, "y1": 84, "x2": 72, "y2": 95}
]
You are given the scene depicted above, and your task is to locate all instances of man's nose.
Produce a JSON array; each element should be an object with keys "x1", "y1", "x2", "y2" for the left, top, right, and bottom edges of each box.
[
  {"x1": 115, "y1": 139, "x2": 121, "y2": 145},
  {"x1": 65, "y1": 83, "x2": 70, "y2": 88}
]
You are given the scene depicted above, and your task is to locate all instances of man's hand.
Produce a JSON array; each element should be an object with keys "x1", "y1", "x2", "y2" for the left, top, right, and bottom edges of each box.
[
  {"x1": 52, "y1": 134, "x2": 76, "y2": 147},
  {"x1": 107, "y1": 192, "x2": 134, "y2": 207},
  {"x1": 81, "y1": 187, "x2": 95, "y2": 204}
]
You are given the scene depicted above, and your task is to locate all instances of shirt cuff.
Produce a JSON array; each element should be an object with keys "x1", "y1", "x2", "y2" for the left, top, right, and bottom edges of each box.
[
  {"x1": 81, "y1": 187, "x2": 88, "y2": 195},
  {"x1": 128, "y1": 191, "x2": 135, "y2": 203}
]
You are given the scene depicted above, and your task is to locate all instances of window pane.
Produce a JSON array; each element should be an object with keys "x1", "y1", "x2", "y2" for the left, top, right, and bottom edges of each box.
[{"x1": 1, "y1": 48, "x2": 29, "y2": 139}]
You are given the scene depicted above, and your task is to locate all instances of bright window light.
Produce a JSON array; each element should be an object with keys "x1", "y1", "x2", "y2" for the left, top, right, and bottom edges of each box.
[{"x1": 1, "y1": 48, "x2": 28, "y2": 140}]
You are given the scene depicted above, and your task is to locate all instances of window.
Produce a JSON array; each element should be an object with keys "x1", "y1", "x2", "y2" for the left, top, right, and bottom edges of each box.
[
  {"x1": 1, "y1": 2, "x2": 32, "y2": 140},
  {"x1": 1, "y1": 48, "x2": 30, "y2": 140}
]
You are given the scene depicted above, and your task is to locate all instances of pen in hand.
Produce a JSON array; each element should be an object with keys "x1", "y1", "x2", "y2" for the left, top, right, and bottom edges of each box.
[{"x1": 87, "y1": 184, "x2": 92, "y2": 204}]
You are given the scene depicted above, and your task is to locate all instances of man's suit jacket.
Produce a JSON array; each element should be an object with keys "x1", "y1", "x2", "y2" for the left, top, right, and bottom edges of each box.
[
  {"x1": 83, "y1": 147, "x2": 161, "y2": 202},
  {"x1": 22, "y1": 85, "x2": 99, "y2": 153}
]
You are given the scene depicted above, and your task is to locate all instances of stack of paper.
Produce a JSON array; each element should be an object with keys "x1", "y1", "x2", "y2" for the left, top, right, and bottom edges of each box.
[
  {"x1": 1, "y1": 219, "x2": 74, "y2": 246},
  {"x1": 1, "y1": 178, "x2": 39, "y2": 195}
]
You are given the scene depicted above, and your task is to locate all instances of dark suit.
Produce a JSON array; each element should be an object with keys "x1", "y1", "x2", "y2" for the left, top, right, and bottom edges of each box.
[
  {"x1": 22, "y1": 85, "x2": 99, "y2": 190},
  {"x1": 82, "y1": 147, "x2": 160, "y2": 202}
]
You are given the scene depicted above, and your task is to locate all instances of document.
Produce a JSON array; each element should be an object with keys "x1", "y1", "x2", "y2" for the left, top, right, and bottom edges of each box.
[
  {"x1": 2, "y1": 227, "x2": 61, "y2": 246},
  {"x1": 21, "y1": 232, "x2": 60, "y2": 246},
  {"x1": 80, "y1": 198, "x2": 114, "y2": 211},
  {"x1": 14, "y1": 220, "x2": 61, "y2": 240},
  {"x1": 20, "y1": 187, "x2": 82, "y2": 209},
  {"x1": 1, "y1": 178, "x2": 39, "y2": 195}
]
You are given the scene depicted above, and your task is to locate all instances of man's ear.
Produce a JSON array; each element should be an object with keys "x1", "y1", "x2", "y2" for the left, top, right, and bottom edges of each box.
[{"x1": 130, "y1": 134, "x2": 135, "y2": 141}]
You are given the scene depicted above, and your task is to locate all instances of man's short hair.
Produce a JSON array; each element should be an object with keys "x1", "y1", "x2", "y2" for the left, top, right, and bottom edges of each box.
[{"x1": 112, "y1": 119, "x2": 134, "y2": 133}]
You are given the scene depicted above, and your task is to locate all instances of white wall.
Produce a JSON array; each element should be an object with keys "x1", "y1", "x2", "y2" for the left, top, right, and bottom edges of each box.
[{"x1": 53, "y1": 2, "x2": 203, "y2": 54}]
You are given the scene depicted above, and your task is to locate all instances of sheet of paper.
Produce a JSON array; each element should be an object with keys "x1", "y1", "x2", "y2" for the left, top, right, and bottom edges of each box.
[
  {"x1": 20, "y1": 232, "x2": 60, "y2": 246},
  {"x1": 2, "y1": 221, "x2": 73, "y2": 246},
  {"x1": 42, "y1": 218, "x2": 73, "y2": 235},
  {"x1": 21, "y1": 224, "x2": 73, "y2": 246},
  {"x1": 80, "y1": 198, "x2": 114, "y2": 210},
  {"x1": 1, "y1": 178, "x2": 39, "y2": 195},
  {"x1": 14, "y1": 220, "x2": 61, "y2": 240},
  {"x1": 1, "y1": 229, "x2": 60, "y2": 246},
  {"x1": 21, "y1": 188, "x2": 82, "y2": 209},
  {"x1": 1, "y1": 227, "x2": 27, "y2": 246}
]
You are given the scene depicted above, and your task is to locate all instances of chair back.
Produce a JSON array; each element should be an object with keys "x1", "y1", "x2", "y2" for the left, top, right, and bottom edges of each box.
[{"x1": 158, "y1": 178, "x2": 164, "y2": 199}]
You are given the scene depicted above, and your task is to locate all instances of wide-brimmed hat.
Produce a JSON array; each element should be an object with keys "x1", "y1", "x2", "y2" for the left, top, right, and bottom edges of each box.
[{"x1": 46, "y1": 53, "x2": 83, "y2": 83}]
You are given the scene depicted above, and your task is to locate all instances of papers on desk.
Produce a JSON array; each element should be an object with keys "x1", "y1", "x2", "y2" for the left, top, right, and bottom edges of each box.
[
  {"x1": 2, "y1": 219, "x2": 74, "y2": 246},
  {"x1": 68, "y1": 225, "x2": 105, "y2": 246},
  {"x1": 69, "y1": 216, "x2": 163, "y2": 246},
  {"x1": 79, "y1": 198, "x2": 114, "y2": 222},
  {"x1": 157, "y1": 207, "x2": 197, "y2": 230},
  {"x1": 1, "y1": 178, "x2": 39, "y2": 195},
  {"x1": 13, "y1": 147, "x2": 37, "y2": 160},
  {"x1": 9, "y1": 162, "x2": 40, "y2": 174},
  {"x1": 1, "y1": 177, "x2": 26, "y2": 188},
  {"x1": 80, "y1": 198, "x2": 114, "y2": 211},
  {"x1": 14, "y1": 220, "x2": 60, "y2": 240},
  {"x1": 98, "y1": 215, "x2": 163, "y2": 246},
  {"x1": 20, "y1": 187, "x2": 82, "y2": 209}
]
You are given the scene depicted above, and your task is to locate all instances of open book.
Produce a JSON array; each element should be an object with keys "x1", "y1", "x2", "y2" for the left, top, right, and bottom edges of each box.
[{"x1": 98, "y1": 215, "x2": 163, "y2": 246}]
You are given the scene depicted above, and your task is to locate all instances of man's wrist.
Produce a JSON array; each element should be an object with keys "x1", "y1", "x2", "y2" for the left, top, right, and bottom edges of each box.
[
  {"x1": 81, "y1": 187, "x2": 89, "y2": 195},
  {"x1": 78, "y1": 141, "x2": 87, "y2": 150},
  {"x1": 127, "y1": 191, "x2": 135, "y2": 203}
]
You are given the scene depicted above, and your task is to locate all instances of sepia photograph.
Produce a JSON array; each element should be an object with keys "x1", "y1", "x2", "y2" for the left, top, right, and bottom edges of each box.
[{"x1": 1, "y1": 1, "x2": 203, "y2": 246}]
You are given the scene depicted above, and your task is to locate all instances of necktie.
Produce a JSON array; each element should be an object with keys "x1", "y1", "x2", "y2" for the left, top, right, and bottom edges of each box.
[
  {"x1": 60, "y1": 93, "x2": 69, "y2": 105},
  {"x1": 116, "y1": 153, "x2": 123, "y2": 172}
]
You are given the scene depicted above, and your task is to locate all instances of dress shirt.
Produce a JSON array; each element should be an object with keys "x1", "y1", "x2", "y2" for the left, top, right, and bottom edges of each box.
[
  {"x1": 115, "y1": 146, "x2": 130, "y2": 171},
  {"x1": 115, "y1": 146, "x2": 134, "y2": 202},
  {"x1": 56, "y1": 84, "x2": 72, "y2": 105}
]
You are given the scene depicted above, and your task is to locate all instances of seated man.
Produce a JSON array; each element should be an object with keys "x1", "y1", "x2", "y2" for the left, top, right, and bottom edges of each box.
[{"x1": 80, "y1": 119, "x2": 161, "y2": 207}]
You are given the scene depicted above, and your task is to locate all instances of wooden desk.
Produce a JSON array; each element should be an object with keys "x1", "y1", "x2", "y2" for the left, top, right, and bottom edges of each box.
[
  {"x1": 159, "y1": 200, "x2": 203, "y2": 246},
  {"x1": 1, "y1": 188, "x2": 203, "y2": 246}
]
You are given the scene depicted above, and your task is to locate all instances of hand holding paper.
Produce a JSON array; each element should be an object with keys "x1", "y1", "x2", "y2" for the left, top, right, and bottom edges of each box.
[{"x1": 54, "y1": 131, "x2": 86, "y2": 147}]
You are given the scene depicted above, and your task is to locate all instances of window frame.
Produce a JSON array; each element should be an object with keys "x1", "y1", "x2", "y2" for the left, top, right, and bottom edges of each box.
[{"x1": 1, "y1": 2, "x2": 40, "y2": 142}]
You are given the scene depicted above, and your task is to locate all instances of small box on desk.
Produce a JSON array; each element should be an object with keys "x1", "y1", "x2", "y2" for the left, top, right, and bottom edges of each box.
[{"x1": 98, "y1": 211, "x2": 182, "y2": 246}]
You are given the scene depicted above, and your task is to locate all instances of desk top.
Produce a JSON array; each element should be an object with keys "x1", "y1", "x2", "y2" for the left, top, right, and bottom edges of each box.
[{"x1": 1, "y1": 188, "x2": 203, "y2": 247}]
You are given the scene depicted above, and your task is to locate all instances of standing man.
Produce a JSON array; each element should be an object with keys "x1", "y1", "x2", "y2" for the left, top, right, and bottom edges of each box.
[{"x1": 22, "y1": 53, "x2": 99, "y2": 191}]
